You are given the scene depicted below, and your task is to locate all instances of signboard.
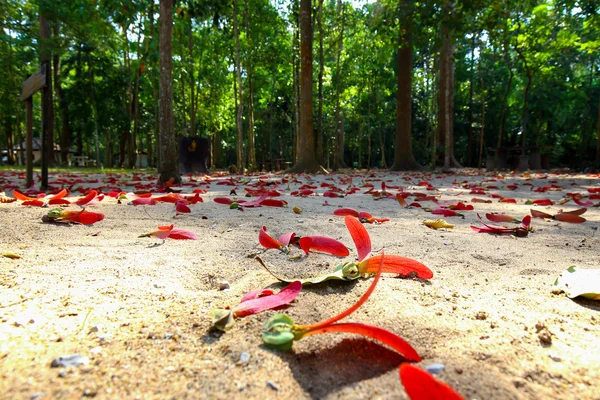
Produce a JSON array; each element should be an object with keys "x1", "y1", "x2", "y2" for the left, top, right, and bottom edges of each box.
[{"x1": 20, "y1": 65, "x2": 46, "y2": 102}]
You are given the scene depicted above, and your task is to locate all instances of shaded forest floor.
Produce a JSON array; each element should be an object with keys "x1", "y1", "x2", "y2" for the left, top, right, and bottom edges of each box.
[{"x1": 0, "y1": 168, "x2": 599, "y2": 400}]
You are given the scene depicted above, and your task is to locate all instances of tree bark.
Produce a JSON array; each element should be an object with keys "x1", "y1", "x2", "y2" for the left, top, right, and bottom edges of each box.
[
  {"x1": 390, "y1": 0, "x2": 420, "y2": 171},
  {"x1": 595, "y1": 98, "x2": 600, "y2": 167},
  {"x1": 158, "y1": 0, "x2": 180, "y2": 184},
  {"x1": 188, "y1": 22, "x2": 196, "y2": 136},
  {"x1": 467, "y1": 35, "x2": 475, "y2": 167},
  {"x1": 39, "y1": 13, "x2": 53, "y2": 187},
  {"x1": 233, "y1": 0, "x2": 244, "y2": 172},
  {"x1": 316, "y1": 0, "x2": 324, "y2": 165},
  {"x1": 287, "y1": 0, "x2": 320, "y2": 173},
  {"x1": 333, "y1": 0, "x2": 346, "y2": 170},
  {"x1": 53, "y1": 26, "x2": 72, "y2": 166},
  {"x1": 478, "y1": 41, "x2": 485, "y2": 169},
  {"x1": 244, "y1": 0, "x2": 256, "y2": 171}
]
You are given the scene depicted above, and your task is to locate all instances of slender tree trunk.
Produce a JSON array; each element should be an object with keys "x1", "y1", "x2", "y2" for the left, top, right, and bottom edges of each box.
[
  {"x1": 390, "y1": 0, "x2": 420, "y2": 171},
  {"x1": 317, "y1": 0, "x2": 324, "y2": 165},
  {"x1": 478, "y1": 45, "x2": 485, "y2": 169},
  {"x1": 158, "y1": 0, "x2": 180, "y2": 184},
  {"x1": 467, "y1": 35, "x2": 475, "y2": 167},
  {"x1": 189, "y1": 22, "x2": 196, "y2": 136},
  {"x1": 53, "y1": 29, "x2": 72, "y2": 166},
  {"x1": 333, "y1": 0, "x2": 345, "y2": 170},
  {"x1": 292, "y1": 1, "x2": 300, "y2": 163},
  {"x1": 244, "y1": 0, "x2": 256, "y2": 171},
  {"x1": 288, "y1": 0, "x2": 319, "y2": 173},
  {"x1": 233, "y1": 0, "x2": 244, "y2": 171},
  {"x1": 521, "y1": 73, "x2": 532, "y2": 147},
  {"x1": 89, "y1": 61, "x2": 101, "y2": 167},
  {"x1": 595, "y1": 99, "x2": 600, "y2": 167}
]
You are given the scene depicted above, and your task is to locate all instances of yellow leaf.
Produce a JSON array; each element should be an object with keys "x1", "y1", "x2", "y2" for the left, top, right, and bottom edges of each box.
[
  {"x1": 292, "y1": 206, "x2": 302, "y2": 214},
  {"x1": 423, "y1": 219, "x2": 454, "y2": 229},
  {"x1": 2, "y1": 252, "x2": 21, "y2": 259}
]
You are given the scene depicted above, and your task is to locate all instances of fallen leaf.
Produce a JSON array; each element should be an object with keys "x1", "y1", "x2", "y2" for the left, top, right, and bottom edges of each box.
[
  {"x1": 553, "y1": 266, "x2": 600, "y2": 300},
  {"x1": 423, "y1": 219, "x2": 454, "y2": 229}
]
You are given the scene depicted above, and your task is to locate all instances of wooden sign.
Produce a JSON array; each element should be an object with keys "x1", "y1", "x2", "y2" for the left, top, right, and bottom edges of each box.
[{"x1": 20, "y1": 65, "x2": 46, "y2": 102}]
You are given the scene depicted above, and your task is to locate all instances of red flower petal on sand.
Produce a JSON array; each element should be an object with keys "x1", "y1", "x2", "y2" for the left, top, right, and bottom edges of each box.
[
  {"x1": 48, "y1": 198, "x2": 71, "y2": 205},
  {"x1": 168, "y1": 227, "x2": 198, "y2": 240},
  {"x1": 499, "y1": 198, "x2": 516, "y2": 203},
  {"x1": 573, "y1": 198, "x2": 593, "y2": 207},
  {"x1": 485, "y1": 213, "x2": 518, "y2": 224},
  {"x1": 560, "y1": 207, "x2": 587, "y2": 216},
  {"x1": 75, "y1": 190, "x2": 97, "y2": 206},
  {"x1": 214, "y1": 197, "x2": 234, "y2": 205},
  {"x1": 333, "y1": 208, "x2": 360, "y2": 217},
  {"x1": 22, "y1": 199, "x2": 45, "y2": 207},
  {"x1": 131, "y1": 197, "x2": 157, "y2": 206},
  {"x1": 277, "y1": 232, "x2": 296, "y2": 247},
  {"x1": 75, "y1": 211, "x2": 105, "y2": 225},
  {"x1": 51, "y1": 188, "x2": 69, "y2": 200},
  {"x1": 155, "y1": 194, "x2": 181, "y2": 203},
  {"x1": 396, "y1": 193, "x2": 408, "y2": 208},
  {"x1": 14, "y1": 190, "x2": 37, "y2": 201},
  {"x1": 359, "y1": 254, "x2": 433, "y2": 279},
  {"x1": 259, "y1": 226, "x2": 283, "y2": 249},
  {"x1": 344, "y1": 216, "x2": 371, "y2": 261},
  {"x1": 530, "y1": 209, "x2": 553, "y2": 219},
  {"x1": 240, "y1": 289, "x2": 275, "y2": 303},
  {"x1": 233, "y1": 281, "x2": 301, "y2": 318},
  {"x1": 554, "y1": 213, "x2": 586, "y2": 223},
  {"x1": 299, "y1": 236, "x2": 349, "y2": 257},
  {"x1": 140, "y1": 224, "x2": 174, "y2": 239},
  {"x1": 431, "y1": 209, "x2": 460, "y2": 217},
  {"x1": 261, "y1": 199, "x2": 287, "y2": 207},
  {"x1": 532, "y1": 199, "x2": 553, "y2": 206},
  {"x1": 175, "y1": 200, "x2": 191, "y2": 213},
  {"x1": 399, "y1": 363, "x2": 464, "y2": 400},
  {"x1": 358, "y1": 211, "x2": 374, "y2": 220},
  {"x1": 521, "y1": 215, "x2": 531, "y2": 229}
]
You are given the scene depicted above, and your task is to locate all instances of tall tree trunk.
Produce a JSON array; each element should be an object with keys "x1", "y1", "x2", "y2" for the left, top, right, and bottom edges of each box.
[
  {"x1": 333, "y1": 0, "x2": 346, "y2": 170},
  {"x1": 53, "y1": 26, "x2": 72, "y2": 166},
  {"x1": 438, "y1": 0, "x2": 461, "y2": 170},
  {"x1": 467, "y1": 35, "x2": 475, "y2": 167},
  {"x1": 158, "y1": 0, "x2": 180, "y2": 184},
  {"x1": 520, "y1": 73, "x2": 532, "y2": 147},
  {"x1": 233, "y1": 0, "x2": 244, "y2": 171},
  {"x1": 595, "y1": 99, "x2": 600, "y2": 167},
  {"x1": 188, "y1": 22, "x2": 196, "y2": 136},
  {"x1": 292, "y1": 1, "x2": 300, "y2": 163},
  {"x1": 316, "y1": 0, "x2": 324, "y2": 165},
  {"x1": 244, "y1": 0, "x2": 256, "y2": 171},
  {"x1": 89, "y1": 60, "x2": 101, "y2": 167},
  {"x1": 288, "y1": 0, "x2": 319, "y2": 173},
  {"x1": 390, "y1": 0, "x2": 420, "y2": 171},
  {"x1": 478, "y1": 43, "x2": 485, "y2": 169}
]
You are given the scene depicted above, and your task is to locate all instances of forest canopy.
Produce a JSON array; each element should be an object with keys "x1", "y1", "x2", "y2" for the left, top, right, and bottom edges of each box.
[{"x1": 1, "y1": 0, "x2": 599, "y2": 171}]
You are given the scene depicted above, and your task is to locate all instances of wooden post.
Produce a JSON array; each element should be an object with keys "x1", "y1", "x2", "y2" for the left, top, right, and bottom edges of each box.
[{"x1": 26, "y1": 98, "x2": 33, "y2": 187}]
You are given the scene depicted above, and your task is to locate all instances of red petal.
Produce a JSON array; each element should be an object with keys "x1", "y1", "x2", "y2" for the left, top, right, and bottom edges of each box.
[
  {"x1": 51, "y1": 188, "x2": 69, "y2": 200},
  {"x1": 277, "y1": 232, "x2": 296, "y2": 247},
  {"x1": 359, "y1": 254, "x2": 433, "y2": 280},
  {"x1": 14, "y1": 190, "x2": 37, "y2": 201},
  {"x1": 532, "y1": 199, "x2": 553, "y2": 206},
  {"x1": 560, "y1": 207, "x2": 587, "y2": 216},
  {"x1": 574, "y1": 198, "x2": 593, "y2": 207},
  {"x1": 306, "y1": 323, "x2": 421, "y2": 362},
  {"x1": 431, "y1": 209, "x2": 458, "y2": 217},
  {"x1": 48, "y1": 198, "x2": 71, "y2": 205},
  {"x1": 499, "y1": 198, "x2": 516, "y2": 203},
  {"x1": 554, "y1": 213, "x2": 586, "y2": 223},
  {"x1": 530, "y1": 209, "x2": 553, "y2": 219},
  {"x1": 240, "y1": 193, "x2": 269, "y2": 207},
  {"x1": 131, "y1": 197, "x2": 157, "y2": 206},
  {"x1": 358, "y1": 211, "x2": 374, "y2": 220},
  {"x1": 485, "y1": 213, "x2": 518, "y2": 223},
  {"x1": 214, "y1": 197, "x2": 234, "y2": 205},
  {"x1": 399, "y1": 363, "x2": 464, "y2": 400},
  {"x1": 299, "y1": 236, "x2": 349, "y2": 257},
  {"x1": 396, "y1": 193, "x2": 407, "y2": 207},
  {"x1": 77, "y1": 211, "x2": 104, "y2": 225},
  {"x1": 261, "y1": 199, "x2": 287, "y2": 207},
  {"x1": 521, "y1": 215, "x2": 531, "y2": 229},
  {"x1": 240, "y1": 289, "x2": 275, "y2": 303},
  {"x1": 233, "y1": 281, "x2": 302, "y2": 318},
  {"x1": 75, "y1": 190, "x2": 97, "y2": 206},
  {"x1": 175, "y1": 201, "x2": 191, "y2": 213},
  {"x1": 168, "y1": 228, "x2": 198, "y2": 240},
  {"x1": 333, "y1": 208, "x2": 359, "y2": 217},
  {"x1": 344, "y1": 216, "x2": 371, "y2": 261},
  {"x1": 259, "y1": 226, "x2": 282, "y2": 249},
  {"x1": 22, "y1": 200, "x2": 45, "y2": 207}
]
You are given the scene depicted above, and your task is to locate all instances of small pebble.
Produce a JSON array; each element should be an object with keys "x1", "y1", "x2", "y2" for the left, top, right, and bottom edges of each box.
[
  {"x1": 296, "y1": 219, "x2": 304, "y2": 223},
  {"x1": 218, "y1": 280, "x2": 230, "y2": 291},
  {"x1": 424, "y1": 363, "x2": 445, "y2": 374},
  {"x1": 549, "y1": 353, "x2": 562, "y2": 362},
  {"x1": 266, "y1": 381, "x2": 279, "y2": 391},
  {"x1": 30, "y1": 393, "x2": 45, "y2": 400},
  {"x1": 164, "y1": 333, "x2": 174, "y2": 340},
  {"x1": 51, "y1": 354, "x2": 89, "y2": 368},
  {"x1": 89, "y1": 347, "x2": 102, "y2": 355},
  {"x1": 239, "y1": 352, "x2": 250, "y2": 364},
  {"x1": 475, "y1": 311, "x2": 488, "y2": 320}
]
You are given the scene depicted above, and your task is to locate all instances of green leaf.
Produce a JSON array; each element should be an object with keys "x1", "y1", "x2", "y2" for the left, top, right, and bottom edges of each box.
[
  {"x1": 553, "y1": 266, "x2": 600, "y2": 300},
  {"x1": 262, "y1": 314, "x2": 296, "y2": 350}
]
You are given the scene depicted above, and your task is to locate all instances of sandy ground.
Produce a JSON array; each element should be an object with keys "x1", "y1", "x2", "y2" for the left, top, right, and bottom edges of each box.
[{"x1": 0, "y1": 168, "x2": 599, "y2": 400}]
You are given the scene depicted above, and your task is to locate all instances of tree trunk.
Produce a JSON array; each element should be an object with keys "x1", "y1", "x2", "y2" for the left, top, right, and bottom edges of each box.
[
  {"x1": 595, "y1": 98, "x2": 600, "y2": 167},
  {"x1": 390, "y1": 0, "x2": 420, "y2": 171},
  {"x1": 53, "y1": 28, "x2": 72, "y2": 166},
  {"x1": 189, "y1": 23, "x2": 196, "y2": 136},
  {"x1": 467, "y1": 35, "x2": 475, "y2": 167},
  {"x1": 520, "y1": 73, "x2": 532, "y2": 147},
  {"x1": 333, "y1": 0, "x2": 346, "y2": 170},
  {"x1": 158, "y1": 0, "x2": 180, "y2": 184},
  {"x1": 233, "y1": 0, "x2": 244, "y2": 172},
  {"x1": 287, "y1": 0, "x2": 320, "y2": 173},
  {"x1": 316, "y1": 0, "x2": 324, "y2": 165},
  {"x1": 438, "y1": 1, "x2": 461, "y2": 170},
  {"x1": 478, "y1": 43, "x2": 485, "y2": 169},
  {"x1": 244, "y1": 0, "x2": 256, "y2": 171}
]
